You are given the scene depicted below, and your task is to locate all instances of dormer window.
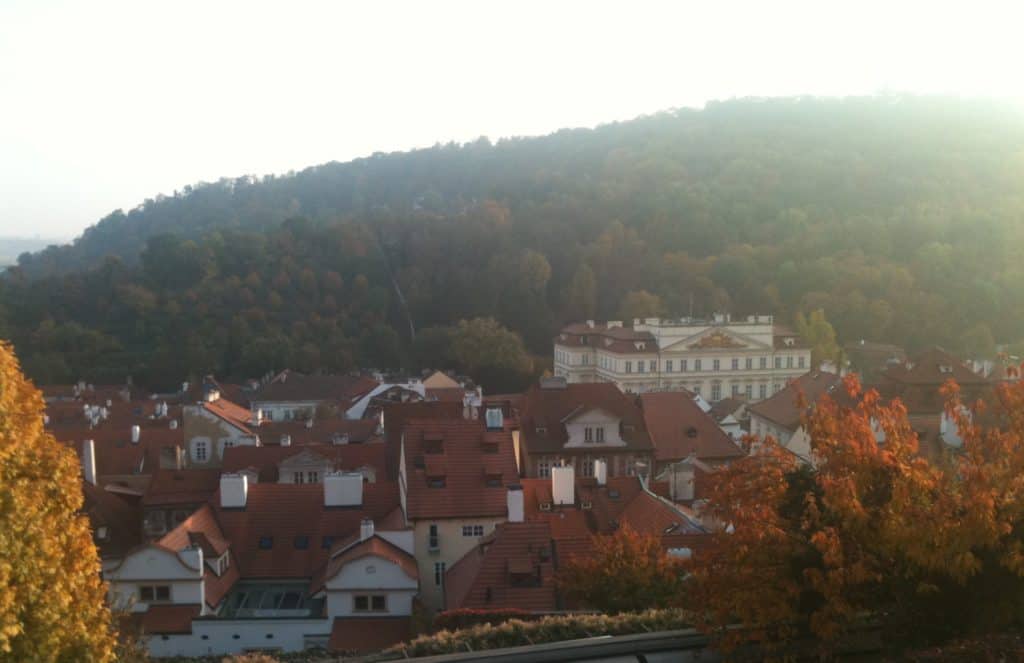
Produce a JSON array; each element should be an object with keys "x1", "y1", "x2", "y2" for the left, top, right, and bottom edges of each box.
[
  {"x1": 785, "y1": 337, "x2": 795, "y2": 347},
  {"x1": 536, "y1": 426, "x2": 547, "y2": 435},
  {"x1": 424, "y1": 431, "x2": 444, "y2": 454},
  {"x1": 258, "y1": 536, "x2": 273, "y2": 550},
  {"x1": 939, "y1": 365, "x2": 953, "y2": 374},
  {"x1": 635, "y1": 341, "x2": 645, "y2": 351},
  {"x1": 581, "y1": 500, "x2": 592, "y2": 510},
  {"x1": 539, "y1": 501, "x2": 552, "y2": 512}
]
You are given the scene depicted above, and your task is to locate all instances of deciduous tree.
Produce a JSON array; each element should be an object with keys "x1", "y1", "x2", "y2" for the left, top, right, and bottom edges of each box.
[{"x1": 0, "y1": 342, "x2": 115, "y2": 662}]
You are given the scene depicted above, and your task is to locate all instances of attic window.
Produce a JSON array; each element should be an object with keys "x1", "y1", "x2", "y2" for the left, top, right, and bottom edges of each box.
[
  {"x1": 939, "y1": 365, "x2": 953, "y2": 374},
  {"x1": 785, "y1": 338, "x2": 795, "y2": 346},
  {"x1": 608, "y1": 489, "x2": 621, "y2": 499},
  {"x1": 581, "y1": 500, "x2": 592, "y2": 510},
  {"x1": 321, "y1": 535, "x2": 335, "y2": 550},
  {"x1": 539, "y1": 501, "x2": 552, "y2": 512},
  {"x1": 686, "y1": 426, "x2": 698, "y2": 438},
  {"x1": 258, "y1": 536, "x2": 274, "y2": 550},
  {"x1": 536, "y1": 426, "x2": 547, "y2": 434},
  {"x1": 293, "y1": 535, "x2": 309, "y2": 550},
  {"x1": 635, "y1": 342, "x2": 645, "y2": 350},
  {"x1": 428, "y1": 478, "x2": 446, "y2": 488},
  {"x1": 95, "y1": 526, "x2": 109, "y2": 541}
]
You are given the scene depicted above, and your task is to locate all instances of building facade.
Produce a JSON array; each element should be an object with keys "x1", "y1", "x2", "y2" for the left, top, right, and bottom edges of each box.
[{"x1": 553, "y1": 314, "x2": 811, "y2": 401}]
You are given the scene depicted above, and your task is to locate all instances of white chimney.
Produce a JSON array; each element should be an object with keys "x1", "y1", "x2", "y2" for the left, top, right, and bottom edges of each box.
[
  {"x1": 169, "y1": 419, "x2": 178, "y2": 430},
  {"x1": 507, "y1": 485, "x2": 524, "y2": 522},
  {"x1": 594, "y1": 459, "x2": 608, "y2": 486},
  {"x1": 250, "y1": 409, "x2": 263, "y2": 427},
  {"x1": 360, "y1": 518, "x2": 375, "y2": 541},
  {"x1": 204, "y1": 389, "x2": 220, "y2": 403},
  {"x1": 551, "y1": 465, "x2": 575, "y2": 506},
  {"x1": 130, "y1": 425, "x2": 141, "y2": 444},
  {"x1": 305, "y1": 419, "x2": 314, "y2": 429},
  {"x1": 82, "y1": 439, "x2": 97, "y2": 486},
  {"x1": 280, "y1": 434, "x2": 291, "y2": 447},
  {"x1": 220, "y1": 473, "x2": 248, "y2": 508},
  {"x1": 106, "y1": 399, "x2": 113, "y2": 408},
  {"x1": 181, "y1": 381, "x2": 189, "y2": 394},
  {"x1": 324, "y1": 471, "x2": 363, "y2": 507}
]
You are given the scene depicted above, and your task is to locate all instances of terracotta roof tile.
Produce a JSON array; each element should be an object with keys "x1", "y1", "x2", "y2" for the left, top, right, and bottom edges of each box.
[
  {"x1": 212, "y1": 482, "x2": 401, "y2": 579},
  {"x1": 200, "y1": 397, "x2": 253, "y2": 434},
  {"x1": 382, "y1": 400, "x2": 465, "y2": 480},
  {"x1": 520, "y1": 383, "x2": 652, "y2": 455},
  {"x1": 252, "y1": 371, "x2": 379, "y2": 404},
  {"x1": 328, "y1": 616, "x2": 412, "y2": 654},
  {"x1": 640, "y1": 391, "x2": 744, "y2": 463},
  {"x1": 221, "y1": 442, "x2": 387, "y2": 483},
  {"x1": 81, "y1": 480, "x2": 143, "y2": 560},
  {"x1": 138, "y1": 604, "x2": 201, "y2": 635},
  {"x1": 747, "y1": 371, "x2": 843, "y2": 431},
  {"x1": 315, "y1": 535, "x2": 417, "y2": 593},
  {"x1": 156, "y1": 504, "x2": 239, "y2": 608},
  {"x1": 402, "y1": 419, "x2": 518, "y2": 520},
  {"x1": 143, "y1": 468, "x2": 221, "y2": 506}
]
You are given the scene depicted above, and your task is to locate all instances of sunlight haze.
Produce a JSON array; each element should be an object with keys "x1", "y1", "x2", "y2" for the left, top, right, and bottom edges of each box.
[{"x1": 1, "y1": 0, "x2": 1022, "y2": 238}]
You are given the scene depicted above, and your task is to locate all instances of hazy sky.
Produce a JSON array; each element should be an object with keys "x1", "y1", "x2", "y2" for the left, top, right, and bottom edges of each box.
[{"x1": 2, "y1": 0, "x2": 1023, "y2": 240}]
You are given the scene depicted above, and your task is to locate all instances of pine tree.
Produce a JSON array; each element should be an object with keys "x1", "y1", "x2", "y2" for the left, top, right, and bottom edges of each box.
[{"x1": 0, "y1": 342, "x2": 115, "y2": 662}]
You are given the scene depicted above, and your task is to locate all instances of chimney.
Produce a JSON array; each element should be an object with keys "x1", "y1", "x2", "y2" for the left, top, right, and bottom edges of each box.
[
  {"x1": 360, "y1": 518, "x2": 375, "y2": 541},
  {"x1": 220, "y1": 473, "x2": 248, "y2": 508},
  {"x1": 585, "y1": 319, "x2": 595, "y2": 328},
  {"x1": 169, "y1": 419, "x2": 178, "y2": 430},
  {"x1": 305, "y1": 419, "x2": 313, "y2": 429},
  {"x1": 324, "y1": 471, "x2": 363, "y2": 507},
  {"x1": 280, "y1": 434, "x2": 291, "y2": 447},
  {"x1": 594, "y1": 459, "x2": 608, "y2": 486},
  {"x1": 204, "y1": 389, "x2": 220, "y2": 403},
  {"x1": 551, "y1": 464, "x2": 575, "y2": 506},
  {"x1": 106, "y1": 399, "x2": 113, "y2": 408},
  {"x1": 130, "y1": 425, "x2": 141, "y2": 444},
  {"x1": 672, "y1": 457, "x2": 696, "y2": 501},
  {"x1": 250, "y1": 409, "x2": 263, "y2": 427},
  {"x1": 507, "y1": 484, "x2": 524, "y2": 522},
  {"x1": 82, "y1": 439, "x2": 97, "y2": 486},
  {"x1": 181, "y1": 381, "x2": 190, "y2": 394}
]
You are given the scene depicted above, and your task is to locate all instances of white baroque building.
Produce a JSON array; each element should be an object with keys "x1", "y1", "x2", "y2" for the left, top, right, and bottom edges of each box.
[{"x1": 553, "y1": 314, "x2": 811, "y2": 402}]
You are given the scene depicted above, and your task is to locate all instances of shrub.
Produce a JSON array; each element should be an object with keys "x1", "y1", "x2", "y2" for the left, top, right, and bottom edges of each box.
[{"x1": 434, "y1": 608, "x2": 539, "y2": 631}]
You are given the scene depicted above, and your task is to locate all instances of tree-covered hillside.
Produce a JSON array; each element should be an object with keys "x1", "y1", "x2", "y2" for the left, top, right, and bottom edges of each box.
[{"x1": 3, "y1": 96, "x2": 1024, "y2": 389}]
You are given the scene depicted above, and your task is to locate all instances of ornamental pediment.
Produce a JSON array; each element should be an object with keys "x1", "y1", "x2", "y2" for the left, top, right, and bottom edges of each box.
[{"x1": 688, "y1": 330, "x2": 746, "y2": 349}]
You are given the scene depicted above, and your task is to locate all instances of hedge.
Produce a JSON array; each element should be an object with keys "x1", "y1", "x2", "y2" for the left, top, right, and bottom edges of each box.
[{"x1": 386, "y1": 609, "x2": 693, "y2": 658}]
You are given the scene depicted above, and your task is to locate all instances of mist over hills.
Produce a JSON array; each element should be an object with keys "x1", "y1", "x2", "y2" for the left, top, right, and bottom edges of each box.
[{"x1": 4, "y1": 95, "x2": 1024, "y2": 388}]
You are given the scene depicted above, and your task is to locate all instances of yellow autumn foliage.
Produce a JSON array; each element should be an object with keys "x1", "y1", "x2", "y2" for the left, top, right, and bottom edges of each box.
[{"x1": 0, "y1": 341, "x2": 115, "y2": 662}]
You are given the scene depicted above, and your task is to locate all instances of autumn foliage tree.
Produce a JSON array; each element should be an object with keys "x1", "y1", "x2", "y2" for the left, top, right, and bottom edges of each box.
[
  {"x1": 691, "y1": 375, "x2": 1024, "y2": 654},
  {"x1": 0, "y1": 342, "x2": 115, "y2": 662},
  {"x1": 556, "y1": 524, "x2": 687, "y2": 614}
]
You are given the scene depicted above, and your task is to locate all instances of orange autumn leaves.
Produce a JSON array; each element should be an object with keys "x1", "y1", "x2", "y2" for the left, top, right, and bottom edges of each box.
[{"x1": 692, "y1": 375, "x2": 1024, "y2": 652}]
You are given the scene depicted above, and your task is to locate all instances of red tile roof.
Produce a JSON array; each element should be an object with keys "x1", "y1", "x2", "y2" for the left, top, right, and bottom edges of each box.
[
  {"x1": 382, "y1": 400, "x2": 465, "y2": 479},
  {"x1": 200, "y1": 397, "x2": 253, "y2": 434},
  {"x1": 445, "y1": 521, "x2": 557, "y2": 612},
  {"x1": 138, "y1": 604, "x2": 201, "y2": 635},
  {"x1": 221, "y1": 443, "x2": 387, "y2": 483},
  {"x1": 639, "y1": 391, "x2": 744, "y2": 463},
  {"x1": 520, "y1": 382, "x2": 652, "y2": 455},
  {"x1": 315, "y1": 535, "x2": 417, "y2": 593},
  {"x1": 252, "y1": 371, "x2": 379, "y2": 404},
  {"x1": 81, "y1": 480, "x2": 143, "y2": 560},
  {"x1": 156, "y1": 504, "x2": 239, "y2": 608},
  {"x1": 142, "y1": 468, "x2": 221, "y2": 507},
  {"x1": 58, "y1": 426, "x2": 182, "y2": 478},
  {"x1": 881, "y1": 347, "x2": 989, "y2": 387},
  {"x1": 747, "y1": 371, "x2": 843, "y2": 431},
  {"x1": 256, "y1": 418, "x2": 379, "y2": 446},
  {"x1": 212, "y1": 481, "x2": 401, "y2": 579},
  {"x1": 401, "y1": 418, "x2": 518, "y2": 520},
  {"x1": 328, "y1": 616, "x2": 412, "y2": 654},
  {"x1": 426, "y1": 387, "x2": 467, "y2": 403}
]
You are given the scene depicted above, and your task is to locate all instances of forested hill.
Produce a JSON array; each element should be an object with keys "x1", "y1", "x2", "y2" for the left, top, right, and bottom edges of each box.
[{"x1": 4, "y1": 96, "x2": 1024, "y2": 390}]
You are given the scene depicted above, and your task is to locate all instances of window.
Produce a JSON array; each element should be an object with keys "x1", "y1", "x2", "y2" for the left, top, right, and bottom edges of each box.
[
  {"x1": 666, "y1": 360, "x2": 673, "y2": 372},
  {"x1": 745, "y1": 357, "x2": 753, "y2": 370},
  {"x1": 139, "y1": 586, "x2": 170, "y2": 602},
  {"x1": 731, "y1": 384, "x2": 740, "y2": 397},
  {"x1": 584, "y1": 427, "x2": 593, "y2": 443},
  {"x1": 293, "y1": 535, "x2": 309, "y2": 550},
  {"x1": 774, "y1": 383, "x2": 782, "y2": 393},
  {"x1": 775, "y1": 357, "x2": 783, "y2": 369},
  {"x1": 787, "y1": 356, "x2": 794, "y2": 368},
  {"x1": 354, "y1": 595, "x2": 387, "y2": 612},
  {"x1": 537, "y1": 457, "x2": 551, "y2": 477},
  {"x1": 799, "y1": 356, "x2": 806, "y2": 369},
  {"x1": 760, "y1": 357, "x2": 768, "y2": 369},
  {"x1": 258, "y1": 536, "x2": 274, "y2": 550},
  {"x1": 713, "y1": 359, "x2": 720, "y2": 371},
  {"x1": 759, "y1": 384, "x2": 767, "y2": 399},
  {"x1": 731, "y1": 358, "x2": 739, "y2": 370},
  {"x1": 192, "y1": 439, "x2": 208, "y2": 462},
  {"x1": 694, "y1": 359, "x2": 702, "y2": 371},
  {"x1": 462, "y1": 525, "x2": 485, "y2": 537},
  {"x1": 711, "y1": 383, "x2": 722, "y2": 401},
  {"x1": 745, "y1": 384, "x2": 753, "y2": 399},
  {"x1": 306, "y1": 471, "x2": 319, "y2": 483},
  {"x1": 637, "y1": 361, "x2": 645, "y2": 373},
  {"x1": 581, "y1": 456, "x2": 595, "y2": 477},
  {"x1": 321, "y1": 535, "x2": 335, "y2": 550},
  {"x1": 434, "y1": 562, "x2": 446, "y2": 586},
  {"x1": 681, "y1": 359, "x2": 688, "y2": 372},
  {"x1": 428, "y1": 525, "x2": 439, "y2": 550},
  {"x1": 625, "y1": 361, "x2": 632, "y2": 373},
  {"x1": 595, "y1": 427, "x2": 605, "y2": 443},
  {"x1": 649, "y1": 360, "x2": 656, "y2": 373},
  {"x1": 293, "y1": 471, "x2": 304, "y2": 484},
  {"x1": 693, "y1": 385, "x2": 701, "y2": 396}
]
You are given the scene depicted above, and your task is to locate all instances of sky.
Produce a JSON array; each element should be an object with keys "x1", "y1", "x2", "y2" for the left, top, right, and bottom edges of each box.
[{"x1": 1, "y1": 0, "x2": 1023, "y2": 240}]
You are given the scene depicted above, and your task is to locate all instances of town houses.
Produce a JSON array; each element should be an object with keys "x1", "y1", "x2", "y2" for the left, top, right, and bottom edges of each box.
[{"x1": 39, "y1": 319, "x2": 1010, "y2": 658}]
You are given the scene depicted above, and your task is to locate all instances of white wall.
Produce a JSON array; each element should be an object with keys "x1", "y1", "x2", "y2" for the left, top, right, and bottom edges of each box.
[
  {"x1": 327, "y1": 590, "x2": 416, "y2": 618},
  {"x1": 145, "y1": 618, "x2": 329, "y2": 658},
  {"x1": 105, "y1": 547, "x2": 203, "y2": 612},
  {"x1": 564, "y1": 410, "x2": 625, "y2": 448}
]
